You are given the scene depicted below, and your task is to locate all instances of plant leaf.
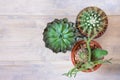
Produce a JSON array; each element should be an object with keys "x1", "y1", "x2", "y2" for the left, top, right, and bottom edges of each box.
[
  {"x1": 81, "y1": 62, "x2": 94, "y2": 69},
  {"x1": 79, "y1": 52, "x2": 86, "y2": 60},
  {"x1": 92, "y1": 48, "x2": 108, "y2": 59}
]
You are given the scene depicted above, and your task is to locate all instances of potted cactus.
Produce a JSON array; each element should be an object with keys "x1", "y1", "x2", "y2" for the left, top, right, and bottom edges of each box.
[
  {"x1": 63, "y1": 35, "x2": 111, "y2": 77},
  {"x1": 76, "y1": 6, "x2": 108, "y2": 38},
  {"x1": 71, "y1": 40, "x2": 103, "y2": 72},
  {"x1": 63, "y1": 7, "x2": 111, "y2": 77},
  {"x1": 43, "y1": 6, "x2": 111, "y2": 78}
]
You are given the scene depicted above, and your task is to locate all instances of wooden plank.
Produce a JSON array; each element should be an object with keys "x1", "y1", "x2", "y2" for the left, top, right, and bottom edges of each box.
[
  {"x1": 0, "y1": 15, "x2": 120, "y2": 63},
  {"x1": 0, "y1": 0, "x2": 119, "y2": 15},
  {"x1": 0, "y1": 63, "x2": 119, "y2": 80},
  {"x1": 0, "y1": 15, "x2": 119, "y2": 80},
  {"x1": 0, "y1": 1, "x2": 119, "y2": 79}
]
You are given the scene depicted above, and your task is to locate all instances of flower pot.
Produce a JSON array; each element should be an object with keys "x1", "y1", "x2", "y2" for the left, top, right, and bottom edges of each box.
[
  {"x1": 71, "y1": 40, "x2": 102, "y2": 72},
  {"x1": 76, "y1": 6, "x2": 108, "y2": 38}
]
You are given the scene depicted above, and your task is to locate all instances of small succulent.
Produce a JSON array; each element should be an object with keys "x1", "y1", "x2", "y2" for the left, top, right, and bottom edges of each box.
[
  {"x1": 76, "y1": 7, "x2": 108, "y2": 38},
  {"x1": 43, "y1": 18, "x2": 76, "y2": 53},
  {"x1": 63, "y1": 36, "x2": 111, "y2": 78}
]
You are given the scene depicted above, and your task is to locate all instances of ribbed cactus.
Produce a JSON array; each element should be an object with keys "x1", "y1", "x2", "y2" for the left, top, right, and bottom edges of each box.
[
  {"x1": 76, "y1": 7, "x2": 108, "y2": 38},
  {"x1": 43, "y1": 18, "x2": 76, "y2": 53}
]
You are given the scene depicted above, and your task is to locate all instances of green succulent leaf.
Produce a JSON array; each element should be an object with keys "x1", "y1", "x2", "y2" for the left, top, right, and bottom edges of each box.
[
  {"x1": 79, "y1": 52, "x2": 86, "y2": 60},
  {"x1": 92, "y1": 48, "x2": 108, "y2": 59},
  {"x1": 81, "y1": 62, "x2": 94, "y2": 69}
]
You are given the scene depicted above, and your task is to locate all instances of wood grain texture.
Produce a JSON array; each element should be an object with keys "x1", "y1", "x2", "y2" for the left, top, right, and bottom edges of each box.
[
  {"x1": 0, "y1": 15, "x2": 120, "y2": 62},
  {"x1": 0, "y1": 15, "x2": 119, "y2": 80},
  {"x1": 0, "y1": 63, "x2": 119, "y2": 80},
  {"x1": 0, "y1": 0, "x2": 119, "y2": 15},
  {"x1": 0, "y1": 0, "x2": 120, "y2": 80}
]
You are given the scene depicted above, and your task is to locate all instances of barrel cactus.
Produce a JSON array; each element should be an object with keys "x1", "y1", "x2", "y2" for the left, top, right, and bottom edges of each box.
[
  {"x1": 43, "y1": 18, "x2": 76, "y2": 53},
  {"x1": 76, "y1": 6, "x2": 108, "y2": 38}
]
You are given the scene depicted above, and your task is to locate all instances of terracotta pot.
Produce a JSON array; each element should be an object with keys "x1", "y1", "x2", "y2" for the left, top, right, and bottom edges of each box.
[
  {"x1": 76, "y1": 7, "x2": 108, "y2": 38},
  {"x1": 71, "y1": 40, "x2": 102, "y2": 72}
]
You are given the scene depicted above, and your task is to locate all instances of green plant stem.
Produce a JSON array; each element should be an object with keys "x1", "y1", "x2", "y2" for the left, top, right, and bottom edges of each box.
[
  {"x1": 85, "y1": 33, "x2": 97, "y2": 62},
  {"x1": 86, "y1": 38, "x2": 91, "y2": 62}
]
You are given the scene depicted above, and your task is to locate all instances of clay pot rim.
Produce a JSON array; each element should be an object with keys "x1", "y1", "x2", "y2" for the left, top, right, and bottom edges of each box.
[{"x1": 71, "y1": 40, "x2": 102, "y2": 72}]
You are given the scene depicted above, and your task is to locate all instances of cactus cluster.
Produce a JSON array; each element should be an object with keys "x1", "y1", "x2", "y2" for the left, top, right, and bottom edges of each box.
[
  {"x1": 43, "y1": 18, "x2": 76, "y2": 53},
  {"x1": 43, "y1": 6, "x2": 108, "y2": 53},
  {"x1": 43, "y1": 6, "x2": 110, "y2": 78}
]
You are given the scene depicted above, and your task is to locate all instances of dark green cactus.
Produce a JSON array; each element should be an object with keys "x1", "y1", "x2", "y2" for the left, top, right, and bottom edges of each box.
[
  {"x1": 43, "y1": 18, "x2": 76, "y2": 53},
  {"x1": 76, "y1": 7, "x2": 108, "y2": 38}
]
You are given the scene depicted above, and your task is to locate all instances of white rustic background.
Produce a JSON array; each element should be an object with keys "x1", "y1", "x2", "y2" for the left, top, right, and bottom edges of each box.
[{"x1": 0, "y1": 0, "x2": 120, "y2": 80}]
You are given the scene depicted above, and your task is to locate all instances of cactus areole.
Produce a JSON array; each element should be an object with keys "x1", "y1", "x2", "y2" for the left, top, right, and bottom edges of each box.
[
  {"x1": 76, "y1": 7, "x2": 108, "y2": 38},
  {"x1": 43, "y1": 18, "x2": 76, "y2": 53}
]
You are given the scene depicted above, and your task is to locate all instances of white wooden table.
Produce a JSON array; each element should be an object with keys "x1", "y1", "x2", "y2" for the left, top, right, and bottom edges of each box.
[{"x1": 0, "y1": 0, "x2": 120, "y2": 80}]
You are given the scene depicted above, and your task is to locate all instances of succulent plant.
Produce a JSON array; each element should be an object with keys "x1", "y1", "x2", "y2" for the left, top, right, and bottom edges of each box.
[
  {"x1": 76, "y1": 7, "x2": 108, "y2": 38},
  {"x1": 43, "y1": 18, "x2": 76, "y2": 53}
]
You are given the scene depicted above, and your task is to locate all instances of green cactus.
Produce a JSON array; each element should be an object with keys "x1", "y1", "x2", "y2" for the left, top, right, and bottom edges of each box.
[
  {"x1": 76, "y1": 7, "x2": 108, "y2": 38},
  {"x1": 43, "y1": 18, "x2": 76, "y2": 53}
]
